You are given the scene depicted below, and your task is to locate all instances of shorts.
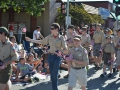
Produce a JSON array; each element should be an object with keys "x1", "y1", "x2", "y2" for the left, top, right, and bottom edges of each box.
[
  {"x1": 103, "y1": 52, "x2": 111, "y2": 66},
  {"x1": 0, "y1": 65, "x2": 12, "y2": 84},
  {"x1": 116, "y1": 50, "x2": 120, "y2": 66},
  {"x1": 93, "y1": 43, "x2": 101, "y2": 57},
  {"x1": 68, "y1": 68, "x2": 87, "y2": 87}
]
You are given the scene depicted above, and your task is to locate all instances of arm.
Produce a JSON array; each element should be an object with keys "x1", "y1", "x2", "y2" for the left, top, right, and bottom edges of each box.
[
  {"x1": 61, "y1": 36, "x2": 68, "y2": 54},
  {"x1": 26, "y1": 37, "x2": 42, "y2": 44},
  {"x1": 16, "y1": 69, "x2": 20, "y2": 79},
  {"x1": 71, "y1": 49, "x2": 89, "y2": 66},
  {"x1": 26, "y1": 35, "x2": 49, "y2": 45},
  {"x1": 101, "y1": 32, "x2": 105, "y2": 47},
  {"x1": 40, "y1": 34, "x2": 44, "y2": 39},
  {"x1": 4, "y1": 44, "x2": 18, "y2": 67}
]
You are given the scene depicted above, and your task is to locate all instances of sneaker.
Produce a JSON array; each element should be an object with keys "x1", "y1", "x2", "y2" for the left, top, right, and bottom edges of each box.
[
  {"x1": 64, "y1": 74, "x2": 69, "y2": 78},
  {"x1": 108, "y1": 73, "x2": 112, "y2": 78},
  {"x1": 104, "y1": 72, "x2": 107, "y2": 75},
  {"x1": 100, "y1": 74, "x2": 104, "y2": 78}
]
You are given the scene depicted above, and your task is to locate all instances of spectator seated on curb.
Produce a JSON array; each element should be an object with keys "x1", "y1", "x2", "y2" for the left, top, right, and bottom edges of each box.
[{"x1": 15, "y1": 57, "x2": 36, "y2": 83}]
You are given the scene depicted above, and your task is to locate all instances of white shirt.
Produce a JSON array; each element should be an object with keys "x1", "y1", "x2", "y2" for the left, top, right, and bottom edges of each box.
[{"x1": 33, "y1": 30, "x2": 41, "y2": 40}]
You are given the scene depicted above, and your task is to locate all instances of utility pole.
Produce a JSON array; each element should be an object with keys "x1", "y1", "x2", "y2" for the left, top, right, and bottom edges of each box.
[{"x1": 66, "y1": 0, "x2": 70, "y2": 29}]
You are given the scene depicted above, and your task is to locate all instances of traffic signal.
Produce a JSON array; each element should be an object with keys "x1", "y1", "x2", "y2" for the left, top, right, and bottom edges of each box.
[
  {"x1": 113, "y1": 0, "x2": 120, "y2": 4},
  {"x1": 61, "y1": 3, "x2": 66, "y2": 15},
  {"x1": 115, "y1": 6, "x2": 120, "y2": 16}
]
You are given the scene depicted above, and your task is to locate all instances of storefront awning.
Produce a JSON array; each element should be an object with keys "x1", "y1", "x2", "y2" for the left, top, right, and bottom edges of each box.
[{"x1": 82, "y1": 3, "x2": 113, "y2": 18}]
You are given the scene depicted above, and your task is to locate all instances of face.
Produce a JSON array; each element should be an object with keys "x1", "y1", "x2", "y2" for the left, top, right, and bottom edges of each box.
[
  {"x1": 50, "y1": 26, "x2": 58, "y2": 35},
  {"x1": 73, "y1": 39, "x2": 81, "y2": 47},
  {"x1": 106, "y1": 38, "x2": 111, "y2": 42},
  {"x1": 106, "y1": 31, "x2": 111, "y2": 35},
  {"x1": 11, "y1": 38, "x2": 16, "y2": 43},
  {"x1": 0, "y1": 32, "x2": 5, "y2": 41},
  {"x1": 82, "y1": 30, "x2": 86, "y2": 35},
  {"x1": 28, "y1": 54, "x2": 34, "y2": 61},
  {"x1": 68, "y1": 28, "x2": 73, "y2": 33},
  {"x1": 118, "y1": 31, "x2": 120, "y2": 36},
  {"x1": 37, "y1": 28, "x2": 41, "y2": 31},
  {"x1": 96, "y1": 25, "x2": 101, "y2": 31},
  {"x1": 20, "y1": 58, "x2": 26, "y2": 64}
]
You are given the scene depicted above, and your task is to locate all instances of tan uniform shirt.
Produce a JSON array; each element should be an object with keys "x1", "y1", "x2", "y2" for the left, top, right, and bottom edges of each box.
[
  {"x1": 66, "y1": 31, "x2": 78, "y2": 48},
  {"x1": 103, "y1": 43, "x2": 115, "y2": 53},
  {"x1": 69, "y1": 46, "x2": 89, "y2": 68},
  {"x1": 103, "y1": 35, "x2": 115, "y2": 46},
  {"x1": 93, "y1": 30, "x2": 104, "y2": 45},
  {"x1": 0, "y1": 39, "x2": 18, "y2": 63},
  {"x1": 81, "y1": 34, "x2": 91, "y2": 47},
  {"x1": 115, "y1": 36, "x2": 120, "y2": 49},
  {"x1": 41, "y1": 34, "x2": 68, "y2": 53}
]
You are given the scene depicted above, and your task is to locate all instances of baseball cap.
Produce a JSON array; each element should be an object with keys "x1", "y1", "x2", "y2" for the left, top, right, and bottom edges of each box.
[
  {"x1": 73, "y1": 35, "x2": 82, "y2": 41},
  {"x1": 0, "y1": 27, "x2": 9, "y2": 34},
  {"x1": 105, "y1": 28, "x2": 111, "y2": 32}
]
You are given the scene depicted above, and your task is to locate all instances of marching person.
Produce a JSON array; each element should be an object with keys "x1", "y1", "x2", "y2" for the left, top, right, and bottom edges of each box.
[
  {"x1": 67, "y1": 35, "x2": 89, "y2": 90},
  {"x1": 115, "y1": 29, "x2": 120, "y2": 77},
  {"x1": 100, "y1": 36, "x2": 115, "y2": 78},
  {"x1": 93, "y1": 24, "x2": 104, "y2": 70},
  {"x1": 26, "y1": 23, "x2": 68, "y2": 90},
  {"x1": 66, "y1": 25, "x2": 78, "y2": 48},
  {"x1": 0, "y1": 27, "x2": 18, "y2": 90},
  {"x1": 64, "y1": 25, "x2": 78, "y2": 78},
  {"x1": 81, "y1": 27, "x2": 91, "y2": 51}
]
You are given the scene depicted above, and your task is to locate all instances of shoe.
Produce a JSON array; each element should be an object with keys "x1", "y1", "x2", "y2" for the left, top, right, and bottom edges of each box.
[
  {"x1": 100, "y1": 74, "x2": 104, "y2": 78},
  {"x1": 108, "y1": 73, "x2": 112, "y2": 78},
  {"x1": 104, "y1": 72, "x2": 107, "y2": 75},
  {"x1": 64, "y1": 74, "x2": 69, "y2": 78},
  {"x1": 58, "y1": 74, "x2": 61, "y2": 79}
]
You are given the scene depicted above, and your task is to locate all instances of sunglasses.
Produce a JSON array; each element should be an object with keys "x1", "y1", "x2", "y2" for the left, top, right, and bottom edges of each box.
[{"x1": 50, "y1": 28, "x2": 55, "y2": 30}]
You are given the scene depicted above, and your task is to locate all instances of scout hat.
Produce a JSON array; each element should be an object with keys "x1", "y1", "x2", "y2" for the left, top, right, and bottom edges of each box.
[
  {"x1": 73, "y1": 35, "x2": 82, "y2": 41},
  {"x1": 0, "y1": 27, "x2": 9, "y2": 34},
  {"x1": 81, "y1": 27, "x2": 87, "y2": 31},
  {"x1": 106, "y1": 36, "x2": 112, "y2": 39},
  {"x1": 96, "y1": 23, "x2": 102, "y2": 26},
  {"x1": 67, "y1": 25, "x2": 74, "y2": 29}
]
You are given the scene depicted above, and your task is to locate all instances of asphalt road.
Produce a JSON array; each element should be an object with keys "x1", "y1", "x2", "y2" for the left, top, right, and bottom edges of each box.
[{"x1": 10, "y1": 65, "x2": 120, "y2": 90}]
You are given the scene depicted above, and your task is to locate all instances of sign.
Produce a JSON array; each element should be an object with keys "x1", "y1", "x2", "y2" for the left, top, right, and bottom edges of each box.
[
  {"x1": 66, "y1": 16, "x2": 71, "y2": 25},
  {"x1": 99, "y1": 7, "x2": 110, "y2": 18},
  {"x1": 101, "y1": 15, "x2": 108, "y2": 20}
]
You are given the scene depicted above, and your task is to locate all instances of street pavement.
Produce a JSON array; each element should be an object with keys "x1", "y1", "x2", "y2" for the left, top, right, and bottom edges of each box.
[{"x1": 10, "y1": 65, "x2": 120, "y2": 90}]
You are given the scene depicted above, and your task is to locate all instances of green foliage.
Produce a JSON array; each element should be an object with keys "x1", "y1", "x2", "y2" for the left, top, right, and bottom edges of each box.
[
  {"x1": 0, "y1": 0, "x2": 49, "y2": 16},
  {"x1": 56, "y1": 4, "x2": 104, "y2": 26}
]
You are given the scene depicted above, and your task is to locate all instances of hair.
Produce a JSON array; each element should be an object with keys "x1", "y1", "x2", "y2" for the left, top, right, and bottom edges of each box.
[
  {"x1": 51, "y1": 23, "x2": 60, "y2": 30},
  {"x1": 36, "y1": 26, "x2": 41, "y2": 29},
  {"x1": 0, "y1": 32, "x2": 9, "y2": 37},
  {"x1": 19, "y1": 57, "x2": 25, "y2": 62},
  {"x1": 10, "y1": 36, "x2": 16, "y2": 41}
]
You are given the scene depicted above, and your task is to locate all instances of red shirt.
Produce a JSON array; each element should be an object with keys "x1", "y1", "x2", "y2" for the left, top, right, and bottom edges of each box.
[
  {"x1": 90, "y1": 29, "x2": 95, "y2": 37},
  {"x1": 9, "y1": 25, "x2": 14, "y2": 31}
]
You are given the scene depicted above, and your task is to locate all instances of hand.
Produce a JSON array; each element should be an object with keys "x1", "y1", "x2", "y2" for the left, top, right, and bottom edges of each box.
[
  {"x1": 25, "y1": 37, "x2": 31, "y2": 42},
  {"x1": 0, "y1": 64, "x2": 5, "y2": 70}
]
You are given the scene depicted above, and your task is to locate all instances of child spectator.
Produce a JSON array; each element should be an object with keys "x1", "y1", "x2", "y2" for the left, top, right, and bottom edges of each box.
[{"x1": 15, "y1": 57, "x2": 36, "y2": 82}]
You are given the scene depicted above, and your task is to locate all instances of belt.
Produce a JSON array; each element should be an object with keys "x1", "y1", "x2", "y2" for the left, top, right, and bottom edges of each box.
[
  {"x1": 49, "y1": 53, "x2": 56, "y2": 55},
  {"x1": 72, "y1": 67, "x2": 85, "y2": 70},
  {"x1": 94, "y1": 43, "x2": 101, "y2": 44}
]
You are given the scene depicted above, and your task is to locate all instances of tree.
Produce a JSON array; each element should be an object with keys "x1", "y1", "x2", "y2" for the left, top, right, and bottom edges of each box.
[
  {"x1": 56, "y1": 4, "x2": 104, "y2": 26},
  {"x1": 0, "y1": 0, "x2": 49, "y2": 16}
]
